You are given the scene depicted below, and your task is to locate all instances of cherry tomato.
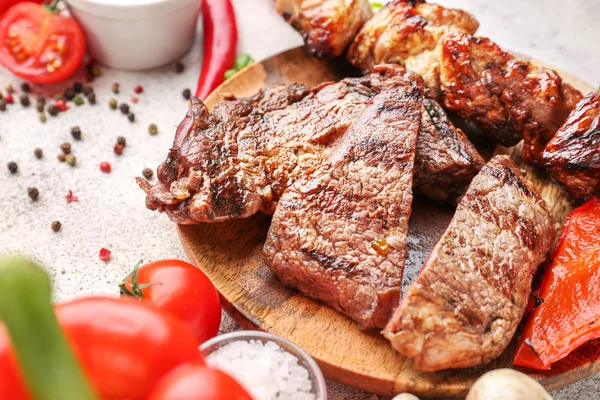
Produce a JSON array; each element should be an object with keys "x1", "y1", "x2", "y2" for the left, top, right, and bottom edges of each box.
[
  {"x1": 0, "y1": 3, "x2": 85, "y2": 84},
  {"x1": 149, "y1": 362, "x2": 253, "y2": 400},
  {"x1": 120, "y1": 260, "x2": 221, "y2": 344},
  {"x1": 0, "y1": 0, "x2": 43, "y2": 16},
  {"x1": 0, "y1": 297, "x2": 204, "y2": 400}
]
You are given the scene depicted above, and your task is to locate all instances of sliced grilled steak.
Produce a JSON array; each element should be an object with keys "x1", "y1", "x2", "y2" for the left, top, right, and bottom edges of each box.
[
  {"x1": 263, "y1": 86, "x2": 423, "y2": 329},
  {"x1": 384, "y1": 155, "x2": 555, "y2": 371},
  {"x1": 543, "y1": 91, "x2": 600, "y2": 201}
]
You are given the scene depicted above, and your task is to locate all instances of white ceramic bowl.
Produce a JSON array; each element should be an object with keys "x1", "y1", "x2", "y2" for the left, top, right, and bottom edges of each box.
[
  {"x1": 66, "y1": 0, "x2": 201, "y2": 70},
  {"x1": 201, "y1": 330, "x2": 328, "y2": 400}
]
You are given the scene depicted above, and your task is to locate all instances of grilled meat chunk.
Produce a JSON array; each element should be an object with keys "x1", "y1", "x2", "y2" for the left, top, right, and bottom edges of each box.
[
  {"x1": 347, "y1": 0, "x2": 479, "y2": 97},
  {"x1": 263, "y1": 86, "x2": 424, "y2": 329},
  {"x1": 415, "y1": 99, "x2": 485, "y2": 204},
  {"x1": 543, "y1": 92, "x2": 600, "y2": 201},
  {"x1": 276, "y1": 0, "x2": 372, "y2": 58},
  {"x1": 384, "y1": 155, "x2": 555, "y2": 371},
  {"x1": 440, "y1": 32, "x2": 583, "y2": 164}
]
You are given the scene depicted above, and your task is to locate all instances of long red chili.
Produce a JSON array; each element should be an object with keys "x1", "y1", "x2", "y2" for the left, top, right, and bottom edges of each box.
[{"x1": 195, "y1": 0, "x2": 238, "y2": 100}]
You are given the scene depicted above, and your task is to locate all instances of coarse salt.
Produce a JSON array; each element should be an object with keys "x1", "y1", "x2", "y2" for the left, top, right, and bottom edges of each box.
[{"x1": 206, "y1": 340, "x2": 316, "y2": 400}]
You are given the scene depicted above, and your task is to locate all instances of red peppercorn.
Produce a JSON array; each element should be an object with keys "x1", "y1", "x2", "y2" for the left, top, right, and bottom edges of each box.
[
  {"x1": 100, "y1": 161, "x2": 111, "y2": 173},
  {"x1": 114, "y1": 143, "x2": 124, "y2": 155},
  {"x1": 4, "y1": 94, "x2": 13, "y2": 104},
  {"x1": 65, "y1": 190, "x2": 79, "y2": 203},
  {"x1": 55, "y1": 99, "x2": 69, "y2": 111},
  {"x1": 134, "y1": 85, "x2": 143, "y2": 94},
  {"x1": 99, "y1": 248, "x2": 111, "y2": 262},
  {"x1": 131, "y1": 96, "x2": 139, "y2": 104}
]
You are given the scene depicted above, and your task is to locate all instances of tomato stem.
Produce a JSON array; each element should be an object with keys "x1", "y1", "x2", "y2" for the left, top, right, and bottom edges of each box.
[
  {"x1": 119, "y1": 260, "x2": 158, "y2": 298},
  {"x1": 43, "y1": 0, "x2": 61, "y2": 14},
  {"x1": 0, "y1": 256, "x2": 98, "y2": 400}
]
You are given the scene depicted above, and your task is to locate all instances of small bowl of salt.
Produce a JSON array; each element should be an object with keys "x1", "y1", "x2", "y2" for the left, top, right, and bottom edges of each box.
[{"x1": 201, "y1": 330, "x2": 327, "y2": 400}]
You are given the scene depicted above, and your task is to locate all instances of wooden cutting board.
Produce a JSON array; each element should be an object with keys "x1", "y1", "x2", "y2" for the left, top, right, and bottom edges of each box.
[{"x1": 178, "y1": 47, "x2": 598, "y2": 398}]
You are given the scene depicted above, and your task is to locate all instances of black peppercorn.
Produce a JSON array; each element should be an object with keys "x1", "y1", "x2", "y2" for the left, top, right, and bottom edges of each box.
[
  {"x1": 71, "y1": 126, "x2": 82, "y2": 140},
  {"x1": 47, "y1": 104, "x2": 59, "y2": 116},
  {"x1": 73, "y1": 81, "x2": 83, "y2": 93},
  {"x1": 119, "y1": 103, "x2": 130, "y2": 114},
  {"x1": 51, "y1": 220, "x2": 62, "y2": 232},
  {"x1": 0, "y1": 100, "x2": 6, "y2": 112},
  {"x1": 7, "y1": 161, "x2": 18, "y2": 174},
  {"x1": 60, "y1": 142, "x2": 71, "y2": 154},
  {"x1": 21, "y1": 82, "x2": 30, "y2": 93},
  {"x1": 82, "y1": 85, "x2": 93, "y2": 96},
  {"x1": 34, "y1": 148, "x2": 43, "y2": 159},
  {"x1": 174, "y1": 61, "x2": 185, "y2": 73},
  {"x1": 117, "y1": 136, "x2": 126, "y2": 147},
  {"x1": 127, "y1": 112, "x2": 135, "y2": 122},
  {"x1": 19, "y1": 95, "x2": 30, "y2": 107},
  {"x1": 182, "y1": 88, "x2": 191, "y2": 100},
  {"x1": 64, "y1": 88, "x2": 75, "y2": 101},
  {"x1": 36, "y1": 95, "x2": 45, "y2": 105},
  {"x1": 28, "y1": 187, "x2": 39, "y2": 201},
  {"x1": 87, "y1": 93, "x2": 96, "y2": 104},
  {"x1": 142, "y1": 168, "x2": 154, "y2": 180}
]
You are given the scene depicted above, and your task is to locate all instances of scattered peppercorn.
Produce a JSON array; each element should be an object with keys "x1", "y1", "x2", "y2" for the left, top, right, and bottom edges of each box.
[
  {"x1": 91, "y1": 65, "x2": 102, "y2": 77},
  {"x1": 99, "y1": 248, "x2": 111, "y2": 262},
  {"x1": 27, "y1": 187, "x2": 39, "y2": 201},
  {"x1": 174, "y1": 61, "x2": 185, "y2": 73},
  {"x1": 19, "y1": 94, "x2": 30, "y2": 107},
  {"x1": 21, "y1": 82, "x2": 30, "y2": 93},
  {"x1": 134, "y1": 85, "x2": 144, "y2": 94},
  {"x1": 34, "y1": 148, "x2": 43, "y2": 159},
  {"x1": 142, "y1": 168, "x2": 153, "y2": 180},
  {"x1": 36, "y1": 102, "x2": 44, "y2": 112},
  {"x1": 65, "y1": 154, "x2": 76, "y2": 167},
  {"x1": 108, "y1": 98, "x2": 118, "y2": 110},
  {"x1": 119, "y1": 103, "x2": 129, "y2": 114},
  {"x1": 5, "y1": 84, "x2": 15, "y2": 93},
  {"x1": 112, "y1": 82, "x2": 120, "y2": 94},
  {"x1": 182, "y1": 88, "x2": 191, "y2": 100},
  {"x1": 73, "y1": 81, "x2": 83, "y2": 93},
  {"x1": 57, "y1": 154, "x2": 66, "y2": 162},
  {"x1": 148, "y1": 123, "x2": 158, "y2": 135},
  {"x1": 39, "y1": 113, "x2": 47, "y2": 123},
  {"x1": 131, "y1": 96, "x2": 139, "y2": 104},
  {"x1": 82, "y1": 85, "x2": 93, "y2": 96},
  {"x1": 100, "y1": 161, "x2": 111, "y2": 173},
  {"x1": 117, "y1": 136, "x2": 126, "y2": 147},
  {"x1": 71, "y1": 126, "x2": 82, "y2": 141},
  {"x1": 127, "y1": 112, "x2": 135, "y2": 122},
  {"x1": 51, "y1": 220, "x2": 62, "y2": 232},
  {"x1": 87, "y1": 93, "x2": 96, "y2": 105},
  {"x1": 0, "y1": 100, "x2": 6, "y2": 112},
  {"x1": 7, "y1": 161, "x2": 18, "y2": 174},
  {"x1": 64, "y1": 88, "x2": 75, "y2": 101},
  {"x1": 4, "y1": 94, "x2": 14, "y2": 104},
  {"x1": 114, "y1": 143, "x2": 124, "y2": 155},
  {"x1": 47, "y1": 104, "x2": 59, "y2": 116},
  {"x1": 36, "y1": 95, "x2": 45, "y2": 105},
  {"x1": 60, "y1": 142, "x2": 71, "y2": 154},
  {"x1": 73, "y1": 95, "x2": 84, "y2": 106}
]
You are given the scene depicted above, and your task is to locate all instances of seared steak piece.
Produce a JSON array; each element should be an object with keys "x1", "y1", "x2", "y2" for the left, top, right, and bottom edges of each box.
[
  {"x1": 263, "y1": 86, "x2": 423, "y2": 329},
  {"x1": 384, "y1": 155, "x2": 555, "y2": 371},
  {"x1": 347, "y1": 0, "x2": 479, "y2": 98},
  {"x1": 440, "y1": 32, "x2": 583, "y2": 164},
  {"x1": 415, "y1": 99, "x2": 485, "y2": 204},
  {"x1": 140, "y1": 65, "x2": 482, "y2": 224},
  {"x1": 276, "y1": 0, "x2": 372, "y2": 58},
  {"x1": 543, "y1": 91, "x2": 600, "y2": 201}
]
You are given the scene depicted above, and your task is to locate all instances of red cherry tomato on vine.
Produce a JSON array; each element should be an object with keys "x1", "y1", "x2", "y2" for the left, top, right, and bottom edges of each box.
[
  {"x1": 149, "y1": 362, "x2": 253, "y2": 400},
  {"x1": 120, "y1": 259, "x2": 221, "y2": 344},
  {"x1": 0, "y1": 2, "x2": 85, "y2": 84}
]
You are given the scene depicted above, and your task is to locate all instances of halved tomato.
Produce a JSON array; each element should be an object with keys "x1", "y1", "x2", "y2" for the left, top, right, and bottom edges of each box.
[{"x1": 0, "y1": 3, "x2": 85, "y2": 84}]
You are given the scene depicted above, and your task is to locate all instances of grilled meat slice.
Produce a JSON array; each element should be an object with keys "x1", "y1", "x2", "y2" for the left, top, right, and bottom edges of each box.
[
  {"x1": 347, "y1": 0, "x2": 479, "y2": 97},
  {"x1": 384, "y1": 155, "x2": 555, "y2": 371},
  {"x1": 263, "y1": 86, "x2": 424, "y2": 329},
  {"x1": 440, "y1": 32, "x2": 583, "y2": 164},
  {"x1": 276, "y1": 0, "x2": 372, "y2": 58},
  {"x1": 543, "y1": 92, "x2": 600, "y2": 201},
  {"x1": 415, "y1": 99, "x2": 485, "y2": 204}
]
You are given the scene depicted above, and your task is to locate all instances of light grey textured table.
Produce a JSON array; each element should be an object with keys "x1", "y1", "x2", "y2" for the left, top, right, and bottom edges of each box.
[{"x1": 1, "y1": 0, "x2": 598, "y2": 399}]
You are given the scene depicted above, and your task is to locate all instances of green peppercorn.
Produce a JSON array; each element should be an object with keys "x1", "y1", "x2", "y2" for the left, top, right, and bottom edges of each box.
[
  {"x1": 21, "y1": 82, "x2": 30, "y2": 93},
  {"x1": 27, "y1": 187, "x2": 39, "y2": 201},
  {"x1": 39, "y1": 113, "x2": 47, "y2": 123},
  {"x1": 112, "y1": 82, "x2": 120, "y2": 94},
  {"x1": 182, "y1": 88, "x2": 191, "y2": 100},
  {"x1": 109, "y1": 98, "x2": 118, "y2": 110},
  {"x1": 142, "y1": 168, "x2": 153, "y2": 180},
  {"x1": 73, "y1": 95, "x2": 84, "y2": 106},
  {"x1": 51, "y1": 220, "x2": 61, "y2": 232},
  {"x1": 148, "y1": 123, "x2": 158, "y2": 135},
  {"x1": 34, "y1": 148, "x2": 43, "y2": 159},
  {"x1": 71, "y1": 126, "x2": 82, "y2": 141},
  {"x1": 65, "y1": 154, "x2": 76, "y2": 167},
  {"x1": 7, "y1": 161, "x2": 18, "y2": 174}
]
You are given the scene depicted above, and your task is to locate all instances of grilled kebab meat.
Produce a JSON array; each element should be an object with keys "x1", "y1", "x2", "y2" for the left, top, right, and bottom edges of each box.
[
  {"x1": 384, "y1": 155, "x2": 555, "y2": 371},
  {"x1": 276, "y1": 0, "x2": 372, "y2": 58},
  {"x1": 347, "y1": 0, "x2": 479, "y2": 98},
  {"x1": 543, "y1": 91, "x2": 600, "y2": 201},
  {"x1": 263, "y1": 86, "x2": 423, "y2": 329},
  {"x1": 140, "y1": 65, "x2": 483, "y2": 224}
]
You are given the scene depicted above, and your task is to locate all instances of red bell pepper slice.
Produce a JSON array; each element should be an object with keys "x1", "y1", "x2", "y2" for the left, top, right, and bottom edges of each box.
[{"x1": 514, "y1": 197, "x2": 600, "y2": 370}]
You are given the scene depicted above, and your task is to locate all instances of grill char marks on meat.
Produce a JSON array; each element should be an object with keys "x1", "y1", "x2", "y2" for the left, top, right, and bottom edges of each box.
[
  {"x1": 263, "y1": 85, "x2": 424, "y2": 329},
  {"x1": 439, "y1": 32, "x2": 583, "y2": 165},
  {"x1": 276, "y1": 0, "x2": 373, "y2": 58},
  {"x1": 139, "y1": 65, "x2": 483, "y2": 224},
  {"x1": 415, "y1": 98, "x2": 485, "y2": 204},
  {"x1": 543, "y1": 91, "x2": 600, "y2": 201},
  {"x1": 384, "y1": 155, "x2": 555, "y2": 371}
]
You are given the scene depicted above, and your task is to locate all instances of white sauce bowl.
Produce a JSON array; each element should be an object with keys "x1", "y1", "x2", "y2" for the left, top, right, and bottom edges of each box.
[{"x1": 65, "y1": 0, "x2": 201, "y2": 70}]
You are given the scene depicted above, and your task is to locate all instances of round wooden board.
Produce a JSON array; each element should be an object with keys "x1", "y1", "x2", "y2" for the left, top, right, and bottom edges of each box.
[{"x1": 179, "y1": 47, "x2": 599, "y2": 398}]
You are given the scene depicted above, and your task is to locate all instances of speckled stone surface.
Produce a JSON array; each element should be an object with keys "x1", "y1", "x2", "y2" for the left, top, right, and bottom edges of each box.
[{"x1": 0, "y1": 0, "x2": 598, "y2": 398}]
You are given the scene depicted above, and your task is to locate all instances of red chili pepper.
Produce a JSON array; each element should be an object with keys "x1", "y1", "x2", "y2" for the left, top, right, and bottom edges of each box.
[
  {"x1": 195, "y1": 0, "x2": 238, "y2": 100},
  {"x1": 65, "y1": 190, "x2": 79, "y2": 203},
  {"x1": 99, "y1": 248, "x2": 111, "y2": 262},
  {"x1": 514, "y1": 197, "x2": 600, "y2": 370}
]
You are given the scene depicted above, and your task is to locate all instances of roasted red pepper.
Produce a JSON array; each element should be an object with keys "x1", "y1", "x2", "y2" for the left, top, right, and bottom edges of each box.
[
  {"x1": 195, "y1": 0, "x2": 238, "y2": 100},
  {"x1": 514, "y1": 197, "x2": 600, "y2": 370}
]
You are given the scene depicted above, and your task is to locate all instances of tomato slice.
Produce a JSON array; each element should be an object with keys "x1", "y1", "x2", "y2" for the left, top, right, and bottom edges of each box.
[{"x1": 0, "y1": 3, "x2": 85, "y2": 84}]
